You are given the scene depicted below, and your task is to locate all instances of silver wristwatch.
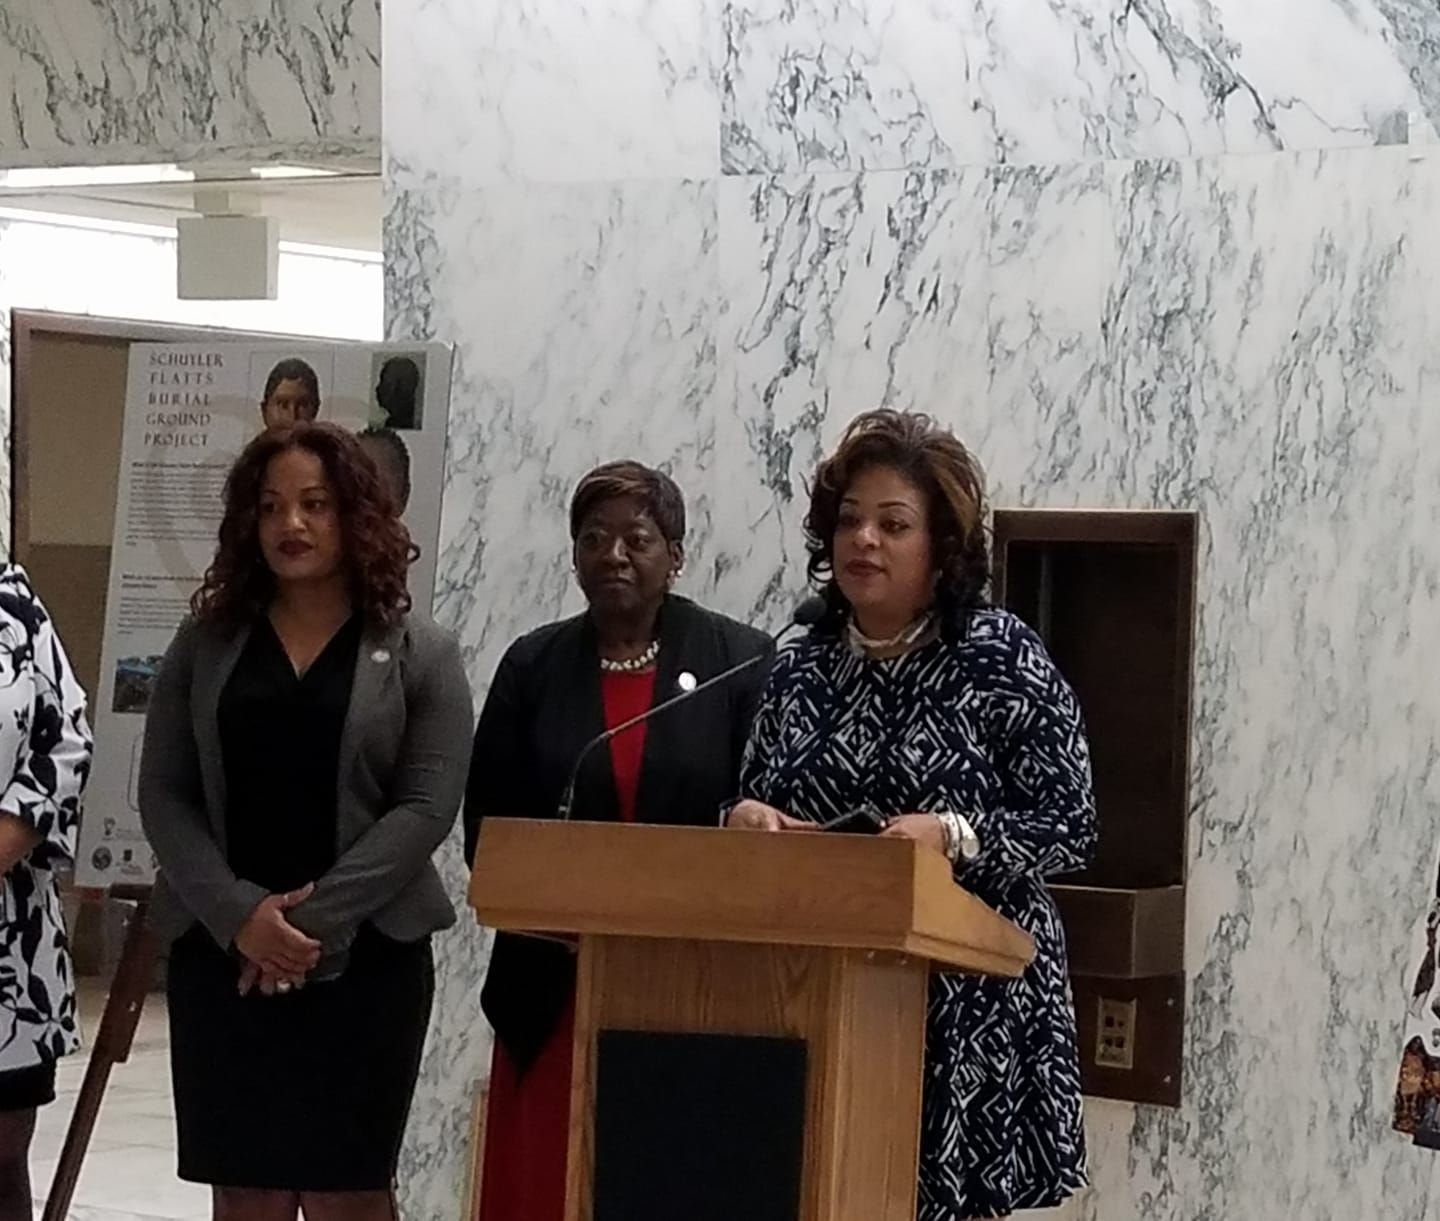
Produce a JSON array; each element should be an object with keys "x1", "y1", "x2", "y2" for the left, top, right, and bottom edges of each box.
[{"x1": 937, "y1": 811, "x2": 981, "y2": 864}]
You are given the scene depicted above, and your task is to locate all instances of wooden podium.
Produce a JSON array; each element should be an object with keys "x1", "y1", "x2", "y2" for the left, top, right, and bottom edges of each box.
[{"x1": 470, "y1": 820, "x2": 1035, "y2": 1221}]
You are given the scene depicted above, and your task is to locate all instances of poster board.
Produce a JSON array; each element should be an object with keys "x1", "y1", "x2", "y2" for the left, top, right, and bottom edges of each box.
[{"x1": 75, "y1": 340, "x2": 453, "y2": 888}]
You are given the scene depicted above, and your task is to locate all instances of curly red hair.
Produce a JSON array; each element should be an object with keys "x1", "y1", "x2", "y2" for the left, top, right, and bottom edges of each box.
[{"x1": 192, "y1": 421, "x2": 417, "y2": 626}]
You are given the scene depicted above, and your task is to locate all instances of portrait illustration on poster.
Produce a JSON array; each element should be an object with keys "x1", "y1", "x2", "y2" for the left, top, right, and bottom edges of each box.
[{"x1": 75, "y1": 340, "x2": 454, "y2": 888}]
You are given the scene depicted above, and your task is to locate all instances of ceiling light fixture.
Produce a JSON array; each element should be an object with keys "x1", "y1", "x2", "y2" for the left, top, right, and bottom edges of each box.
[
  {"x1": 0, "y1": 163, "x2": 194, "y2": 189},
  {"x1": 250, "y1": 164, "x2": 342, "y2": 180}
]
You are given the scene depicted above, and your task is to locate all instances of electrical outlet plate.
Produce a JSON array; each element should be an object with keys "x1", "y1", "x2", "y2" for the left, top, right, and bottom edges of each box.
[{"x1": 1095, "y1": 996, "x2": 1137, "y2": 1070}]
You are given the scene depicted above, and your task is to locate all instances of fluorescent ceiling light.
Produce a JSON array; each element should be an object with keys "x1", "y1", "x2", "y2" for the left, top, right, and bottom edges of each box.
[
  {"x1": 0, "y1": 205, "x2": 175, "y2": 238},
  {"x1": 250, "y1": 165, "x2": 341, "y2": 180},
  {"x1": 0, "y1": 163, "x2": 194, "y2": 189},
  {"x1": 0, "y1": 206, "x2": 381, "y2": 260}
]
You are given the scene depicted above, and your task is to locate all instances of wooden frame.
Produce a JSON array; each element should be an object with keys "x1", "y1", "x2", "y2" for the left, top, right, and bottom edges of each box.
[
  {"x1": 991, "y1": 508, "x2": 1198, "y2": 887},
  {"x1": 9, "y1": 308, "x2": 310, "y2": 563},
  {"x1": 992, "y1": 508, "x2": 1199, "y2": 1107},
  {"x1": 464, "y1": 1080, "x2": 490, "y2": 1221}
]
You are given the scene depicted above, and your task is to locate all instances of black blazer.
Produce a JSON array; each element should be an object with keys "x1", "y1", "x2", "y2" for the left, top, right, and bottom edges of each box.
[{"x1": 465, "y1": 595, "x2": 772, "y2": 1069}]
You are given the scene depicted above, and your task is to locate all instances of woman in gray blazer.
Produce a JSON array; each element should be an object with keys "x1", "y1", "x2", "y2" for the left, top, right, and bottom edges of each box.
[{"x1": 138, "y1": 421, "x2": 472, "y2": 1221}]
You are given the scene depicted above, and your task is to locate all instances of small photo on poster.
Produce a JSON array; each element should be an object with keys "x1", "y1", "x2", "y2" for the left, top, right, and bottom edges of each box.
[
  {"x1": 369, "y1": 351, "x2": 426, "y2": 431},
  {"x1": 111, "y1": 653, "x2": 164, "y2": 713},
  {"x1": 249, "y1": 350, "x2": 336, "y2": 432}
]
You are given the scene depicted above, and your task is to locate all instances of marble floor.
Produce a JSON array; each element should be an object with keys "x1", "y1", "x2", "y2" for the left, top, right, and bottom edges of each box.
[
  {"x1": 32, "y1": 981, "x2": 1085, "y2": 1221},
  {"x1": 30, "y1": 981, "x2": 207, "y2": 1221}
]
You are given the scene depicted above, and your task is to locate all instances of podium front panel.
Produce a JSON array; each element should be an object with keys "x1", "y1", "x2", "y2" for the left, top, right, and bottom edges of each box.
[
  {"x1": 594, "y1": 1030, "x2": 807, "y2": 1221},
  {"x1": 565, "y1": 936, "x2": 927, "y2": 1221}
]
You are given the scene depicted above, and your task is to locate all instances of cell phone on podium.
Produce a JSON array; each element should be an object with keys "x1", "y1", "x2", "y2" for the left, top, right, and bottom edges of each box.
[{"x1": 817, "y1": 807, "x2": 887, "y2": 835}]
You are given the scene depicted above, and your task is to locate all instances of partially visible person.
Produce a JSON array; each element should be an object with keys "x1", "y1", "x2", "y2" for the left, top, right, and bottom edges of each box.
[
  {"x1": 0, "y1": 568, "x2": 93, "y2": 1221},
  {"x1": 1396, "y1": 1038, "x2": 1429, "y2": 1136},
  {"x1": 260, "y1": 358, "x2": 321, "y2": 431},
  {"x1": 374, "y1": 356, "x2": 420, "y2": 430},
  {"x1": 356, "y1": 427, "x2": 412, "y2": 514},
  {"x1": 1417, "y1": 1056, "x2": 1440, "y2": 1149},
  {"x1": 1410, "y1": 900, "x2": 1440, "y2": 1018},
  {"x1": 728, "y1": 409, "x2": 1096, "y2": 1220},
  {"x1": 139, "y1": 421, "x2": 473, "y2": 1221},
  {"x1": 465, "y1": 460, "x2": 772, "y2": 1221}
]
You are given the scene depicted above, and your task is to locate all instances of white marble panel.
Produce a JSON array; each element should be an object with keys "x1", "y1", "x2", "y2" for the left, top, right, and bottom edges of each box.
[
  {"x1": 391, "y1": 145, "x2": 1440, "y2": 1218},
  {"x1": 1083, "y1": 144, "x2": 1440, "y2": 1221},
  {"x1": 0, "y1": 0, "x2": 379, "y2": 167},
  {"x1": 714, "y1": 160, "x2": 1113, "y2": 618},
  {"x1": 722, "y1": 0, "x2": 1440, "y2": 174},
  {"x1": 385, "y1": 0, "x2": 720, "y2": 187},
  {"x1": 387, "y1": 175, "x2": 722, "y2": 1216},
  {"x1": 716, "y1": 168, "x2": 992, "y2": 618}
]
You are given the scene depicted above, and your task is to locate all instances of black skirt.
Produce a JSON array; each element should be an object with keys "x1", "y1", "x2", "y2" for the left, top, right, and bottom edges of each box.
[
  {"x1": 167, "y1": 924, "x2": 434, "y2": 1191},
  {"x1": 0, "y1": 1062, "x2": 56, "y2": 1112}
]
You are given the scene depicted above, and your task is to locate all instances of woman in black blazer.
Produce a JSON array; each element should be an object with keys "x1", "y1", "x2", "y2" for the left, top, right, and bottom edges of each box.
[{"x1": 464, "y1": 461, "x2": 771, "y2": 1221}]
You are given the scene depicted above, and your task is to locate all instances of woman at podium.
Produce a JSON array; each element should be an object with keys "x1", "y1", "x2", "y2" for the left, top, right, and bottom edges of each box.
[
  {"x1": 465, "y1": 461, "x2": 772, "y2": 1221},
  {"x1": 727, "y1": 410, "x2": 1097, "y2": 1220}
]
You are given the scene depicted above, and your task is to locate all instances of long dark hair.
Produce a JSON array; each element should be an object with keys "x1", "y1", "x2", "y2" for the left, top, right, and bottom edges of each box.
[
  {"x1": 192, "y1": 421, "x2": 416, "y2": 626},
  {"x1": 804, "y1": 409, "x2": 990, "y2": 633}
]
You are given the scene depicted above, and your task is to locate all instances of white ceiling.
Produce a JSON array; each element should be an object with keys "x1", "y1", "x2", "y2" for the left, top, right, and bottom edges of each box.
[{"x1": 0, "y1": 172, "x2": 382, "y2": 253}]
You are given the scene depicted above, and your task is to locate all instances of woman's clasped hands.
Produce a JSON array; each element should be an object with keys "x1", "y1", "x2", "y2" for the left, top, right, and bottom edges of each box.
[{"x1": 234, "y1": 883, "x2": 321, "y2": 997}]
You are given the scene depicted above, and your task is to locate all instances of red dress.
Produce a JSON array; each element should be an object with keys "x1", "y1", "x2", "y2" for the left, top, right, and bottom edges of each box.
[{"x1": 477, "y1": 669, "x2": 656, "y2": 1221}]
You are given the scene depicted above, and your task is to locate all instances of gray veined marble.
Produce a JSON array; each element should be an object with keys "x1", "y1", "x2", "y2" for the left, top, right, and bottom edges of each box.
[
  {"x1": 387, "y1": 176, "x2": 725, "y2": 1218},
  {"x1": 384, "y1": 0, "x2": 1440, "y2": 1216},
  {"x1": 0, "y1": 0, "x2": 379, "y2": 167},
  {"x1": 384, "y1": 0, "x2": 721, "y2": 188},
  {"x1": 721, "y1": 0, "x2": 1440, "y2": 174},
  {"x1": 389, "y1": 140, "x2": 1440, "y2": 1219}
]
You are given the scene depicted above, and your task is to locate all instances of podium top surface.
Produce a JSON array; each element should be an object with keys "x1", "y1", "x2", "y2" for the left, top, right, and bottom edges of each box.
[{"x1": 469, "y1": 820, "x2": 1036, "y2": 978}]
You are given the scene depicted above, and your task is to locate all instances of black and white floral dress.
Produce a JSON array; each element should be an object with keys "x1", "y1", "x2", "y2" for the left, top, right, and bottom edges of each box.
[
  {"x1": 0, "y1": 566, "x2": 93, "y2": 1076},
  {"x1": 740, "y1": 608, "x2": 1096, "y2": 1220}
]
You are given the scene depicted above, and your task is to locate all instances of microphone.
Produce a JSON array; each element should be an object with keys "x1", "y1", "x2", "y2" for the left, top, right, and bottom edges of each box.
[{"x1": 556, "y1": 595, "x2": 826, "y2": 820}]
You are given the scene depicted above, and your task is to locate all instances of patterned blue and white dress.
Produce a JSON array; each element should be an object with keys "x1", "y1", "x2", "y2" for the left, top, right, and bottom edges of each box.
[{"x1": 740, "y1": 607, "x2": 1096, "y2": 1220}]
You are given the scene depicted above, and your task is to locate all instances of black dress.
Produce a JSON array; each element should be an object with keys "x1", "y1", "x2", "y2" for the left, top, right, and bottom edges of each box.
[
  {"x1": 465, "y1": 596, "x2": 773, "y2": 1072},
  {"x1": 166, "y1": 616, "x2": 434, "y2": 1191}
]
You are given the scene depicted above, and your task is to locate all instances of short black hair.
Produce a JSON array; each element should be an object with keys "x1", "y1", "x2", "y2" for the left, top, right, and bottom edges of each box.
[
  {"x1": 569, "y1": 461, "x2": 685, "y2": 544},
  {"x1": 262, "y1": 357, "x2": 320, "y2": 409}
]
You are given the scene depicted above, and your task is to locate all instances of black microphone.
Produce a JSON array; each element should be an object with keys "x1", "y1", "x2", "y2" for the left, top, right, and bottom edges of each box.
[{"x1": 556, "y1": 595, "x2": 826, "y2": 820}]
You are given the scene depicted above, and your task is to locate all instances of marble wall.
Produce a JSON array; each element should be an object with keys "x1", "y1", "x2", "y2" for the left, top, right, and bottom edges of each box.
[
  {"x1": 0, "y1": 0, "x2": 379, "y2": 167},
  {"x1": 385, "y1": 3, "x2": 1440, "y2": 1217}
]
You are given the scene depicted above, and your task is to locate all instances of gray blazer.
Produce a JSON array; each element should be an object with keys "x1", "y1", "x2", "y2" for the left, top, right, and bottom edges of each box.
[{"x1": 138, "y1": 611, "x2": 474, "y2": 971}]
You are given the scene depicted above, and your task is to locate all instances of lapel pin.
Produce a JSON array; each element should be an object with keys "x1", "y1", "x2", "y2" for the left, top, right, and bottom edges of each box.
[
  {"x1": 677, "y1": 671, "x2": 697, "y2": 693},
  {"x1": 371, "y1": 648, "x2": 391, "y2": 664}
]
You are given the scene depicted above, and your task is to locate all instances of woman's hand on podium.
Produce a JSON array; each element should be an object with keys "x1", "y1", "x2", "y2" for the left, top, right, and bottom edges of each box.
[
  {"x1": 879, "y1": 813, "x2": 945, "y2": 852},
  {"x1": 725, "y1": 799, "x2": 815, "y2": 832}
]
